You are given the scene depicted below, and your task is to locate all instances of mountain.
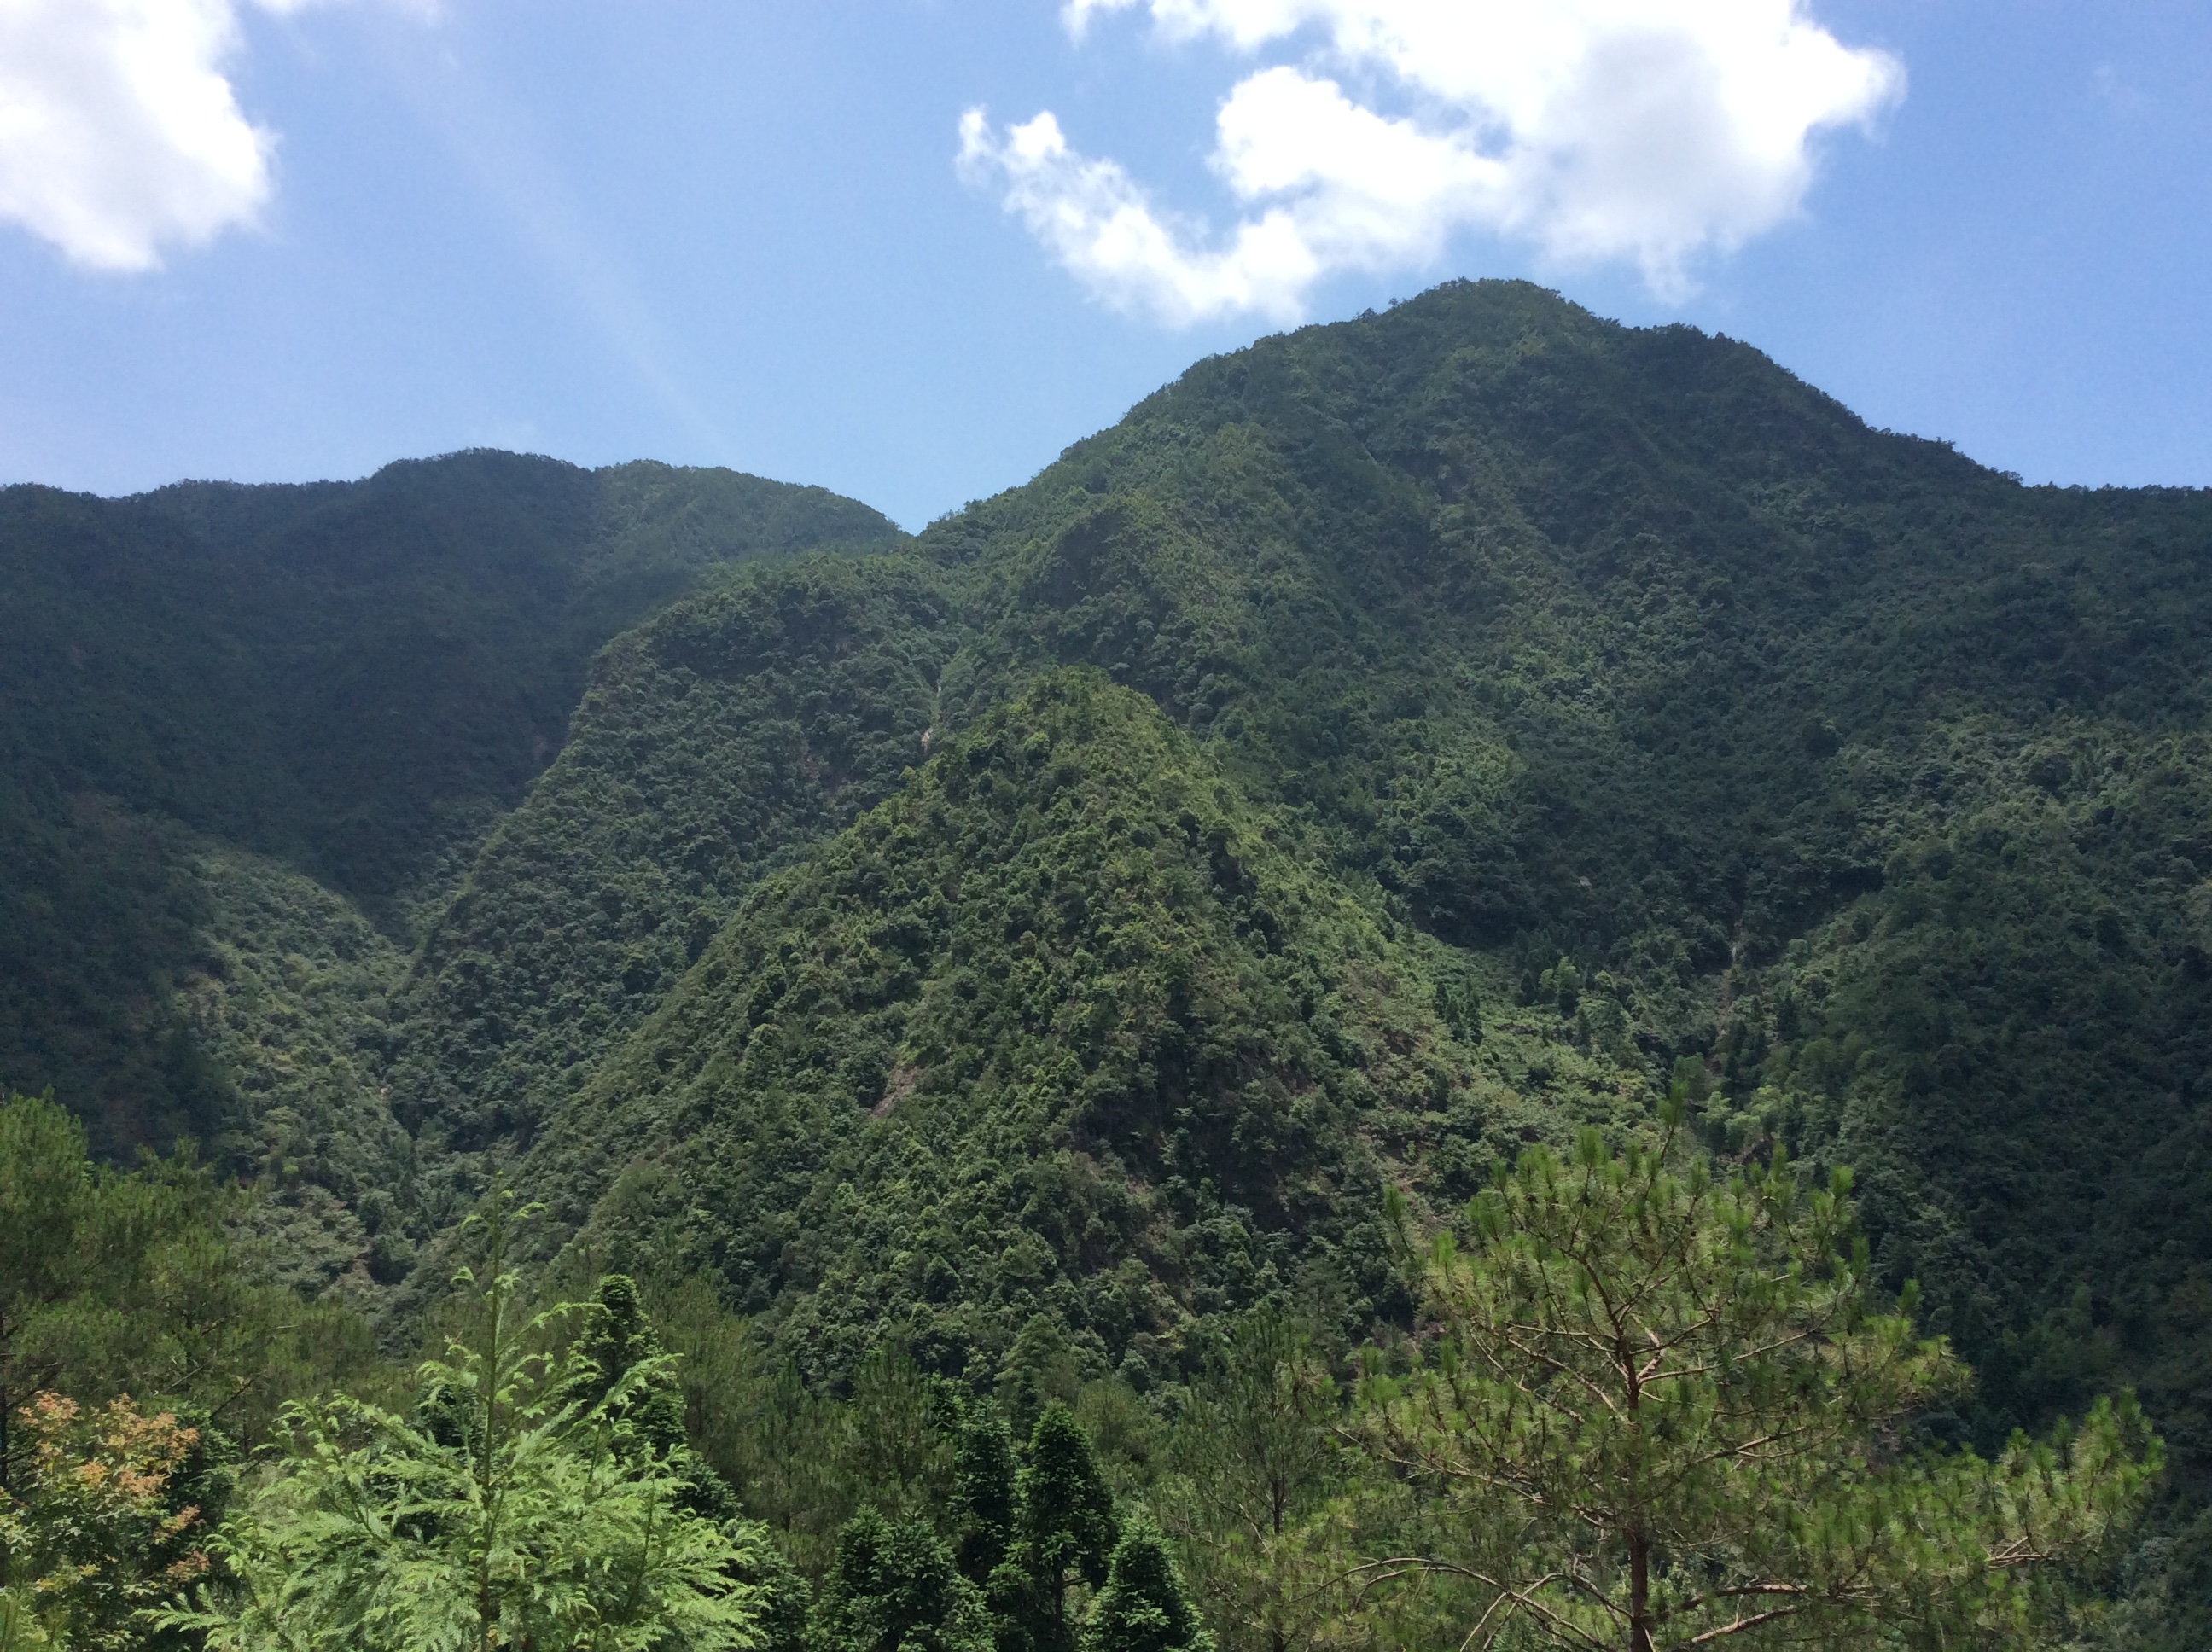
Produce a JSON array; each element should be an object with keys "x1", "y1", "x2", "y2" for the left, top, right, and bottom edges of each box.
[
  {"x1": 516, "y1": 671, "x2": 1510, "y2": 1382},
  {"x1": 480, "y1": 283, "x2": 2212, "y2": 1623},
  {"x1": 386, "y1": 551, "x2": 963, "y2": 1229},
  {"x1": 8, "y1": 280, "x2": 2212, "y2": 1636},
  {"x1": 477, "y1": 288, "x2": 2209, "y2": 1353},
  {"x1": 0, "y1": 451, "x2": 903, "y2": 1166}
]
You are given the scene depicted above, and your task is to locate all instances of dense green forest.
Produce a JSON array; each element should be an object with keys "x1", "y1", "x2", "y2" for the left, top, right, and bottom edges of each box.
[
  {"x1": 0, "y1": 452, "x2": 901, "y2": 1163},
  {"x1": 4, "y1": 282, "x2": 2211, "y2": 1644}
]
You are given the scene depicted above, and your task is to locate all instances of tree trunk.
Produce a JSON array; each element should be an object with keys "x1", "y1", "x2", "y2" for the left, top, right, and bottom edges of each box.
[
  {"x1": 0, "y1": 1343, "x2": 10, "y2": 1593},
  {"x1": 1, "y1": 1307, "x2": 13, "y2": 1499},
  {"x1": 1627, "y1": 1525, "x2": 1653, "y2": 1652}
]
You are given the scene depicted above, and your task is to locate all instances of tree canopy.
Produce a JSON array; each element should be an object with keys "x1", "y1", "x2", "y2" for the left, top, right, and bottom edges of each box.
[
  {"x1": 162, "y1": 1196, "x2": 765, "y2": 1652},
  {"x1": 1348, "y1": 1116, "x2": 2159, "y2": 1649},
  {"x1": 8, "y1": 277, "x2": 2212, "y2": 1639}
]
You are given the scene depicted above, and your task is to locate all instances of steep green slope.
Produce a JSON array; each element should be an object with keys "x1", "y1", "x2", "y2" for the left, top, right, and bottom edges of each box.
[
  {"x1": 934, "y1": 282, "x2": 2210, "y2": 969},
  {"x1": 399, "y1": 286, "x2": 2212, "y2": 1469},
  {"x1": 12, "y1": 276, "x2": 2212, "y2": 1633},
  {"x1": 174, "y1": 838, "x2": 420, "y2": 1292},
  {"x1": 894, "y1": 283, "x2": 2212, "y2": 1449},
  {"x1": 387, "y1": 554, "x2": 963, "y2": 1219},
  {"x1": 0, "y1": 451, "x2": 902, "y2": 1152},
  {"x1": 1762, "y1": 732, "x2": 2212, "y2": 1436},
  {"x1": 520, "y1": 673, "x2": 1592, "y2": 1382}
]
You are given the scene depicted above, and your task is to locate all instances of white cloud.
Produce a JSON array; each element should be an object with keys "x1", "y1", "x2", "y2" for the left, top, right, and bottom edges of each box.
[
  {"x1": 963, "y1": 0, "x2": 1904, "y2": 322},
  {"x1": 0, "y1": 0, "x2": 410, "y2": 273}
]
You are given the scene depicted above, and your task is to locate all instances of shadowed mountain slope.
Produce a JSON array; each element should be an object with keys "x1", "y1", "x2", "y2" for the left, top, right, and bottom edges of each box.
[
  {"x1": 386, "y1": 553, "x2": 963, "y2": 1223},
  {"x1": 0, "y1": 451, "x2": 902, "y2": 1155}
]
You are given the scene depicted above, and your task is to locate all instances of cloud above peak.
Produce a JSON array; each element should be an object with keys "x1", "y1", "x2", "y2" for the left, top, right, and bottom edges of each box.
[{"x1": 963, "y1": 0, "x2": 1903, "y2": 323}]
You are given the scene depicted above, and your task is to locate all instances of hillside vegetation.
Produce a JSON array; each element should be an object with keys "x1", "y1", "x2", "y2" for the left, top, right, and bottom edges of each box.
[
  {"x1": 0, "y1": 451, "x2": 902, "y2": 1155},
  {"x1": 6, "y1": 282, "x2": 2212, "y2": 1644},
  {"x1": 387, "y1": 553, "x2": 961, "y2": 1223},
  {"x1": 520, "y1": 672, "x2": 1540, "y2": 1382},
  {"x1": 905, "y1": 283, "x2": 2212, "y2": 1474}
]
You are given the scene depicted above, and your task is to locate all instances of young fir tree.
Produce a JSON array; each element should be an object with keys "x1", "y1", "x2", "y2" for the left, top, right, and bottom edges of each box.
[
  {"x1": 570, "y1": 1272, "x2": 741, "y2": 1521},
  {"x1": 1083, "y1": 1510, "x2": 1214, "y2": 1652},
  {"x1": 951, "y1": 1402, "x2": 1030, "y2": 1652},
  {"x1": 807, "y1": 1505, "x2": 993, "y2": 1652},
  {"x1": 1348, "y1": 1113, "x2": 2162, "y2": 1651},
  {"x1": 572, "y1": 1274, "x2": 675, "y2": 1429},
  {"x1": 162, "y1": 1190, "x2": 764, "y2": 1652},
  {"x1": 952, "y1": 1404, "x2": 1020, "y2": 1588},
  {"x1": 572, "y1": 1272, "x2": 824, "y2": 1650},
  {"x1": 1015, "y1": 1405, "x2": 1119, "y2": 1652}
]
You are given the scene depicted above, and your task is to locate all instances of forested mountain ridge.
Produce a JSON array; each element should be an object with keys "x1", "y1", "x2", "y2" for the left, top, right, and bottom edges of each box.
[
  {"x1": 515, "y1": 672, "x2": 1529, "y2": 1382},
  {"x1": 0, "y1": 451, "x2": 904, "y2": 1165},
  {"x1": 387, "y1": 553, "x2": 964, "y2": 1229},
  {"x1": 464, "y1": 283, "x2": 2212, "y2": 1632},
  {"x1": 7, "y1": 280, "x2": 2212, "y2": 1642}
]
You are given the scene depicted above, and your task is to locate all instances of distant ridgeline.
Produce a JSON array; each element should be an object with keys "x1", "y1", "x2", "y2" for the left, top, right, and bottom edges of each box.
[
  {"x1": 0, "y1": 453, "x2": 903, "y2": 1171},
  {"x1": 9, "y1": 282, "x2": 2212, "y2": 1608}
]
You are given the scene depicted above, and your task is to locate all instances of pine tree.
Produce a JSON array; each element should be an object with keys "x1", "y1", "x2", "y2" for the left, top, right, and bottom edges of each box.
[
  {"x1": 747, "y1": 1356, "x2": 856, "y2": 1569},
  {"x1": 1348, "y1": 1112, "x2": 2163, "y2": 1651},
  {"x1": 848, "y1": 1347, "x2": 953, "y2": 1517},
  {"x1": 1083, "y1": 1511, "x2": 1213, "y2": 1652},
  {"x1": 1015, "y1": 1404, "x2": 1119, "y2": 1652},
  {"x1": 1161, "y1": 1305, "x2": 1339, "y2": 1652}
]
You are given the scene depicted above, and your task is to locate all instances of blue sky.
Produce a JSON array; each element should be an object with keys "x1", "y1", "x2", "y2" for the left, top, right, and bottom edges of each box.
[{"x1": 0, "y1": 1, "x2": 2205, "y2": 531}]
